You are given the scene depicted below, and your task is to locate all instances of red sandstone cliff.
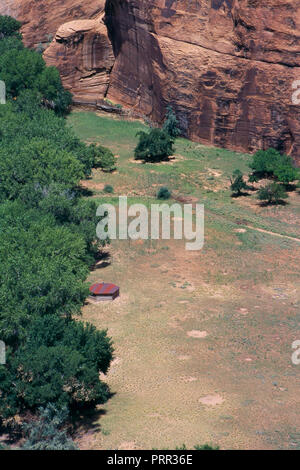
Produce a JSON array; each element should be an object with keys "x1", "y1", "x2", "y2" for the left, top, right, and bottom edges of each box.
[{"x1": 1, "y1": 0, "x2": 300, "y2": 161}]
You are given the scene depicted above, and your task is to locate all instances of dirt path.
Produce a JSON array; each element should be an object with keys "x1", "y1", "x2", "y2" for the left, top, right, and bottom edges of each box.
[
  {"x1": 246, "y1": 225, "x2": 300, "y2": 243},
  {"x1": 205, "y1": 207, "x2": 300, "y2": 243}
]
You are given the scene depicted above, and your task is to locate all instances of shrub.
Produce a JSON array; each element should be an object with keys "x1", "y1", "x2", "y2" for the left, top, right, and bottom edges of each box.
[
  {"x1": 194, "y1": 444, "x2": 220, "y2": 450},
  {"x1": 257, "y1": 182, "x2": 288, "y2": 204},
  {"x1": 104, "y1": 98, "x2": 123, "y2": 110},
  {"x1": 174, "y1": 443, "x2": 219, "y2": 450},
  {"x1": 157, "y1": 186, "x2": 171, "y2": 200},
  {"x1": 135, "y1": 128, "x2": 174, "y2": 162},
  {"x1": 36, "y1": 42, "x2": 45, "y2": 54},
  {"x1": 104, "y1": 184, "x2": 114, "y2": 194}
]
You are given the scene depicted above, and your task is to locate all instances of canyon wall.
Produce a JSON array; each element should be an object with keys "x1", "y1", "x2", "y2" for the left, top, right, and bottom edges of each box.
[{"x1": 1, "y1": 0, "x2": 300, "y2": 161}]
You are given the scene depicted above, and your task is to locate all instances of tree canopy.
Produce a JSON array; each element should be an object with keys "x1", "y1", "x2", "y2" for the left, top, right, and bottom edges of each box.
[
  {"x1": 163, "y1": 105, "x2": 180, "y2": 138},
  {"x1": 135, "y1": 128, "x2": 175, "y2": 162},
  {"x1": 0, "y1": 16, "x2": 21, "y2": 39},
  {"x1": 0, "y1": 16, "x2": 114, "y2": 429},
  {"x1": 249, "y1": 148, "x2": 299, "y2": 184}
]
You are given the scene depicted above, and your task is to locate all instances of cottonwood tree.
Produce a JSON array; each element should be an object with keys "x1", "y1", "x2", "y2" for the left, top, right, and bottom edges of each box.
[{"x1": 135, "y1": 128, "x2": 175, "y2": 162}]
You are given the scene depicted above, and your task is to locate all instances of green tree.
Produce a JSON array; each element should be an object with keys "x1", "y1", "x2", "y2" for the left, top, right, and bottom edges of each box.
[
  {"x1": 163, "y1": 105, "x2": 180, "y2": 138},
  {"x1": 249, "y1": 148, "x2": 299, "y2": 184},
  {"x1": 0, "y1": 19, "x2": 72, "y2": 115},
  {"x1": 91, "y1": 144, "x2": 116, "y2": 172},
  {"x1": 0, "y1": 35, "x2": 24, "y2": 55},
  {"x1": 230, "y1": 169, "x2": 249, "y2": 196},
  {"x1": 0, "y1": 48, "x2": 45, "y2": 97},
  {"x1": 135, "y1": 128, "x2": 174, "y2": 162},
  {"x1": 1, "y1": 315, "x2": 113, "y2": 417},
  {"x1": 257, "y1": 182, "x2": 288, "y2": 205},
  {"x1": 13, "y1": 89, "x2": 42, "y2": 116},
  {"x1": 0, "y1": 16, "x2": 113, "y2": 427},
  {"x1": 22, "y1": 404, "x2": 77, "y2": 450},
  {"x1": 0, "y1": 104, "x2": 94, "y2": 176},
  {"x1": 274, "y1": 159, "x2": 299, "y2": 184},
  {"x1": 0, "y1": 138, "x2": 84, "y2": 201},
  {"x1": 36, "y1": 66, "x2": 72, "y2": 114},
  {"x1": 0, "y1": 15, "x2": 21, "y2": 39}
]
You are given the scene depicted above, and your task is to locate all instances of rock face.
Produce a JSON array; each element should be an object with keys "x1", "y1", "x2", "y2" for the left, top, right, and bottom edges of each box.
[
  {"x1": 1, "y1": 0, "x2": 300, "y2": 162},
  {"x1": 44, "y1": 15, "x2": 114, "y2": 105},
  {"x1": 0, "y1": 0, "x2": 104, "y2": 48}
]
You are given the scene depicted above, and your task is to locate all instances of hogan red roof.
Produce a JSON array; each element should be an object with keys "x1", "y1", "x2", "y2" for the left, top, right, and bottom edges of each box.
[{"x1": 89, "y1": 283, "x2": 119, "y2": 296}]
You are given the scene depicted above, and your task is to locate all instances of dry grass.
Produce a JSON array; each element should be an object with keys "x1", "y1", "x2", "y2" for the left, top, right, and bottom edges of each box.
[
  {"x1": 69, "y1": 111, "x2": 300, "y2": 450},
  {"x1": 77, "y1": 234, "x2": 300, "y2": 450}
]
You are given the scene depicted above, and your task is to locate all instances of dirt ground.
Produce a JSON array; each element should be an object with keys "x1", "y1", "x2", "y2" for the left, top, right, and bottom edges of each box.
[
  {"x1": 76, "y1": 232, "x2": 300, "y2": 450},
  {"x1": 69, "y1": 111, "x2": 300, "y2": 450}
]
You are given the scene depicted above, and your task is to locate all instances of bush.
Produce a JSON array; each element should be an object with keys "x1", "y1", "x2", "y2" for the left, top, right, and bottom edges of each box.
[
  {"x1": 257, "y1": 182, "x2": 288, "y2": 205},
  {"x1": 135, "y1": 128, "x2": 174, "y2": 162},
  {"x1": 194, "y1": 444, "x2": 220, "y2": 450},
  {"x1": 157, "y1": 186, "x2": 171, "y2": 200},
  {"x1": 174, "y1": 443, "x2": 219, "y2": 450},
  {"x1": 104, "y1": 184, "x2": 114, "y2": 194},
  {"x1": 104, "y1": 98, "x2": 123, "y2": 110}
]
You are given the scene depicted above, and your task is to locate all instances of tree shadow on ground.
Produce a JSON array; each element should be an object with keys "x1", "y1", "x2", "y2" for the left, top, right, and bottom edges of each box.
[
  {"x1": 231, "y1": 191, "x2": 252, "y2": 198},
  {"x1": 246, "y1": 185, "x2": 257, "y2": 192},
  {"x1": 76, "y1": 185, "x2": 94, "y2": 198},
  {"x1": 284, "y1": 183, "x2": 298, "y2": 192},
  {"x1": 91, "y1": 250, "x2": 112, "y2": 271},
  {"x1": 70, "y1": 392, "x2": 116, "y2": 440},
  {"x1": 136, "y1": 155, "x2": 175, "y2": 164},
  {"x1": 258, "y1": 200, "x2": 289, "y2": 207},
  {"x1": 0, "y1": 422, "x2": 22, "y2": 447}
]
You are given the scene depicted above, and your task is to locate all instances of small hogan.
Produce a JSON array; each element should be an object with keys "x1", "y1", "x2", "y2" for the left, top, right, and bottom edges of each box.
[{"x1": 89, "y1": 282, "x2": 120, "y2": 302}]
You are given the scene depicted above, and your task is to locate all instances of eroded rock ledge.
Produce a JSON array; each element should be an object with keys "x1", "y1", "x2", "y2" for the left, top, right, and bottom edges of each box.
[{"x1": 1, "y1": 0, "x2": 300, "y2": 162}]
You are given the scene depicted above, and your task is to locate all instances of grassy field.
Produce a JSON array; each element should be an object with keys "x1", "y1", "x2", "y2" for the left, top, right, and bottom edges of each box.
[{"x1": 68, "y1": 110, "x2": 300, "y2": 450}]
